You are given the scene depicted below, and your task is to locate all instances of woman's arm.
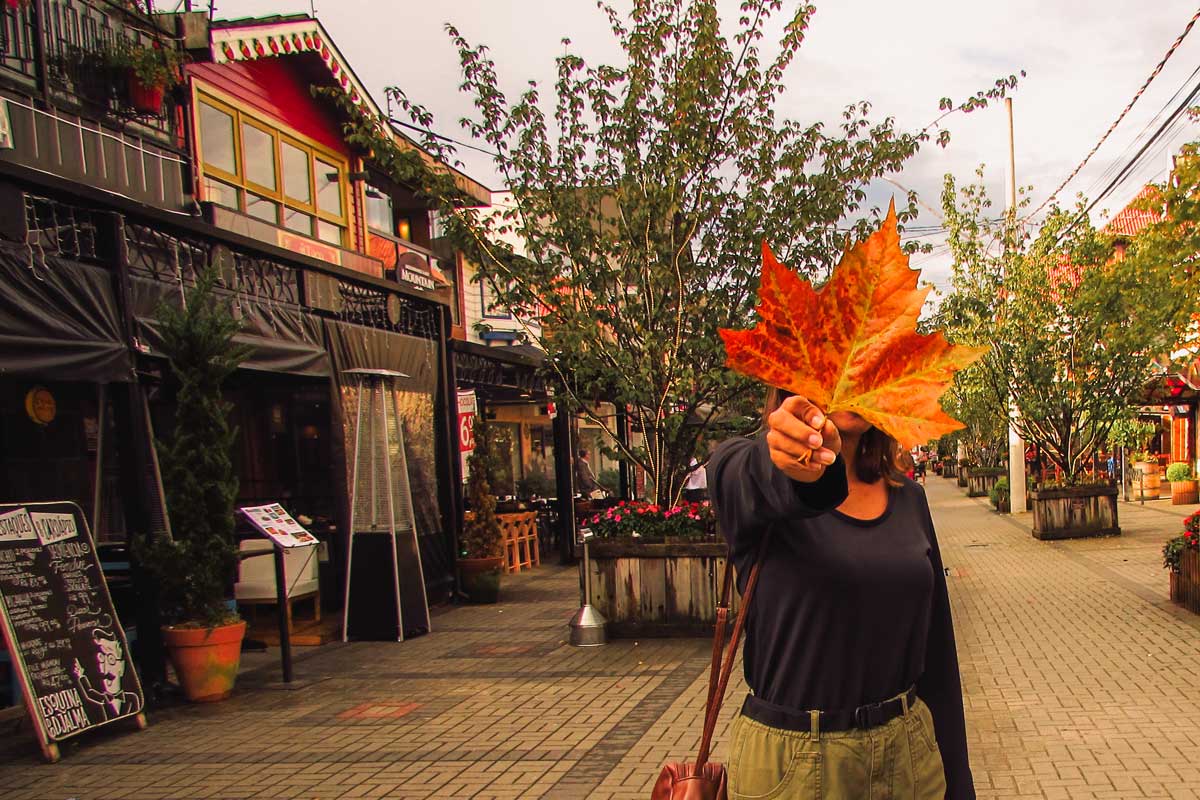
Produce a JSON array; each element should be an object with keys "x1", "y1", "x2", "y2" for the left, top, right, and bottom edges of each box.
[
  {"x1": 916, "y1": 497, "x2": 975, "y2": 800},
  {"x1": 707, "y1": 436, "x2": 848, "y2": 560}
]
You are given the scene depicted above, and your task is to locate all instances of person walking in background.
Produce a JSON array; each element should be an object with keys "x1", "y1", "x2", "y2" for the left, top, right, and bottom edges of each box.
[
  {"x1": 574, "y1": 448, "x2": 606, "y2": 498},
  {"x1": 683, "y1": 456, "x2": 708, "y2": 502},
  {"x1": 708, "y1": 389, "x2": 974, "y2": 798}
]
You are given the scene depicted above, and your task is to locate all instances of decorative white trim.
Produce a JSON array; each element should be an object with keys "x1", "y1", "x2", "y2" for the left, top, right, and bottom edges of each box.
[{"x1": 210, "y1": 19, "x2": 379, "y2": 121}]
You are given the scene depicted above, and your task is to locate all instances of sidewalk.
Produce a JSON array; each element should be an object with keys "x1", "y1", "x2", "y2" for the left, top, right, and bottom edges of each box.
[{"x1": 0, "y1": 479, "x2": 1198, "y2": 799}]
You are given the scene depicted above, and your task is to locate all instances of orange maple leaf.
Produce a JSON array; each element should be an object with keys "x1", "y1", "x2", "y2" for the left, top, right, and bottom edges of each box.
[{"x1": 719, "y1": 203, "x2": 986, "y2": 449}]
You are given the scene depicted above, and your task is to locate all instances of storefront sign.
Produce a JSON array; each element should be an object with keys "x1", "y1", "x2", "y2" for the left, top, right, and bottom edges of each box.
[
  {"x1": 397, "y1": 251, "x2": 436, "y2": 292},
  {"x1": 0, "y1": 503, "x2": 145, "y2": 762},
  {"x1": 458, "y1": 390, "x2": 477, "y2": 477},
  {"x1": 276, "y1": 230, "x2": 342, "y2": 266},
  {"x1": 24, "y1": 386, "x2": 56, "y2": 426}
]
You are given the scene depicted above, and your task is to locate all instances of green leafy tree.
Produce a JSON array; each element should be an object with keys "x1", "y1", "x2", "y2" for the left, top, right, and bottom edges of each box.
[
  {"x1": 940, "y1": 168, "x2": 1187, "y2": 483},
  {"x1": 138, "y1": 268, "x2": 248, "y2": 627},
  {"x1": 332, "y1": 1, "x2": 1019, "y2": 505}
]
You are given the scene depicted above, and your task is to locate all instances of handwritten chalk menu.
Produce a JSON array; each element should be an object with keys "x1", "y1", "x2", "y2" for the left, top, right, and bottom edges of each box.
[
  {"x1": 0, "y1": 502, "x2": 145, "y2": 761},
  {"x1": 239, "y1": 503, "x2": 318, "y2": 548}
]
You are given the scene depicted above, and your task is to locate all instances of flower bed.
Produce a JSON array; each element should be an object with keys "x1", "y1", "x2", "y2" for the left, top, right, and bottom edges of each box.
[
  {"x1": 581, "y1": 500, "x2": 726, "y2": 637},
  {"x1": 584, "y1": 500, "x2": 715, "y2": 540}
]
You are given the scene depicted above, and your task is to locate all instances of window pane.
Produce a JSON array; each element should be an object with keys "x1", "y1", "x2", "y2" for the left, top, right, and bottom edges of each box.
[
  {"x1": 365, "y1": 188, "x2": 392, "y2": 233},
  {"x1": 282, "y1": 142, "x2": 311, "y2": 204},
  {"x1": 316, "y1": 159, "x2": 342, "y2": 216},
  {"x1": 203, "y1": 177, "x2": 240, "y2": 210},
  {"x1": 246, "y1": 193, "x2": 278, "y2": 224},
  {"x1": 242, "y1": 123, "x2": 276, "y2": 190},
  {"x1": 284, "y1": 208, "x2": 313, "y2": 235},
  {"x1": 200, "y1": 103, "x2": 236, "y2": 174},
  {"x1": 316, "y1": 220, "x2": 343, "y2": 245}
]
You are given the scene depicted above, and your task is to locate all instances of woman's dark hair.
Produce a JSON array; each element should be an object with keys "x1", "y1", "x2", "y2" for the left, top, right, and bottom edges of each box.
[{"x1": 763, "y1": 386, "x2": 904, "y2": 486}]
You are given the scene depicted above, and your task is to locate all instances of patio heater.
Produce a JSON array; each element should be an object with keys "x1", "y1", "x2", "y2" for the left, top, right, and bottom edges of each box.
[
  {"x1": 568, "y1": 528, "x2": 607, "y2": 646},
  {"x1": 341, "y1": 368, "x2": 431, "y2": 642}
]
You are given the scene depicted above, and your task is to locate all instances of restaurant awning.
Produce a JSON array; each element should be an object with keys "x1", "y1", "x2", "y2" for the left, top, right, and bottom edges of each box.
[{"x1": 0, "y1": 243, "x2": 132, "y2": 383}]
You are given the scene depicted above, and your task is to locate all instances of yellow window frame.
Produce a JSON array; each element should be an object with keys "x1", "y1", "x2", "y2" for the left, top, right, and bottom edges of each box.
[{"x1": 195, "y1": 89, "x2": 352, "y2": 243}]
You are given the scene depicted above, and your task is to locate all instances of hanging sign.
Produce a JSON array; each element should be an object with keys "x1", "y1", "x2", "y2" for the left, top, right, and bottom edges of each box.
[
  {"x1": 457, "y1": 389, "x2": 477, "y2": 477},
  {"x1": 238, "y1": 503, "x2": 318, "y2": 548},
  {"x1": 0, "y1": 503, "x2": 145, "y2": 763}
]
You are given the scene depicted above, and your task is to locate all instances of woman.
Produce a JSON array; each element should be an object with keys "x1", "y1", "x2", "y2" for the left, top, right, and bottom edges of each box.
[{"x1": 708, "y1": 390, "x2": 973, "y2": 799}]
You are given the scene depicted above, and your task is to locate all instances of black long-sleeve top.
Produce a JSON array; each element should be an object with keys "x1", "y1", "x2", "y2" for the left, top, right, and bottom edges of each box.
[{"x1": 709, "y1": 435, "x2": 974, "y2": 799}]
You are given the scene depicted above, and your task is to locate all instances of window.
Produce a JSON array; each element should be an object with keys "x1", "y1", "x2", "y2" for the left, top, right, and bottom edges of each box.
[
  {"x1": 365, "y1": 186, "x2": 393, "y2": 233},
  {"x1": 196, "y1": 93, "x2": 349, "y2": 248}
]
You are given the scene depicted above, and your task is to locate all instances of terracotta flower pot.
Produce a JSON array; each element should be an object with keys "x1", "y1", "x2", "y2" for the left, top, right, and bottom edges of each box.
[
  {"x1": 457, "y1": 556, "x2": 503, "y2": 604},
  {"x1": 162, "y1": 619, "x2": 246, "y2": 702},
  {"x1": 1172, "y1": 479, "x2": 1199, "y2": 506},
  {"x1": 127, "y1": 72, "x2": 165, "y2": 115}
]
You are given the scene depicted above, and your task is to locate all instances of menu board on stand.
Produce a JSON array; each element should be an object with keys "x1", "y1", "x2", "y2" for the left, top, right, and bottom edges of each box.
[{"x1": 0, "y1": 502, "x2": 146, "y2": 762}]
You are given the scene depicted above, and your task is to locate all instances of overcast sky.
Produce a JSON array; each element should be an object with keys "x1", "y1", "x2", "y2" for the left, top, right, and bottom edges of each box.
[{"x1": 211, "y1": 0, "x2": 1200, "y2": 288}]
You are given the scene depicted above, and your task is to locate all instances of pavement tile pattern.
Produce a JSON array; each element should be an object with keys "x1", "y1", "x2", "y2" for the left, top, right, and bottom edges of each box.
[{"x1": 0, "y1": 479, "x2": 1198, "y2": 798}]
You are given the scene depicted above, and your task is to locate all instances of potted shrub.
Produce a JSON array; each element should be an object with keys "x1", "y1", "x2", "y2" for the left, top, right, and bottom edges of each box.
[
  {"x1": 1164, "y1": 534, "x2": 1185, "y2": 603},
  {"x1": 458, "y1": 417, "x2": 505, "y2": 603},
  {"x1": 1165, "y1": 512, "x2": 1200, "y2": 611},
  {"x1": 1167, "y1": 462, "x2": 1198, "y2": 505},
  {"x1": 107, "y1": 38, "x2": 186, "y2": 115},
  {"x1": 137, "y1": 267, "x2": 249, "y2": 702},
  {"x1": 989, "y1": 476, "x2": 1010, "y2": 513}
]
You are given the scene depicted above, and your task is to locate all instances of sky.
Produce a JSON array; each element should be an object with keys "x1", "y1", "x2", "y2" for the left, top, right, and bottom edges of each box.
[{"x1": 207, "y1": 0, "x2": 1200, "y2": 289}]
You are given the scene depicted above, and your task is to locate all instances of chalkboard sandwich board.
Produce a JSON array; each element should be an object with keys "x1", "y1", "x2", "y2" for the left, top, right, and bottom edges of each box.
[{"x1": 0, "y1": 502, "x2": 146, "y2": 762}]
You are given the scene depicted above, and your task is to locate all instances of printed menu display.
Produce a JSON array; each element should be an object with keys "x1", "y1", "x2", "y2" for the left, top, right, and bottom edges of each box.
[
  {"x1": 0, "y1": 502, "x2": 145, "y2": 761},
  {"x1": 239, "y1": 503, "x2": 318, "y2": 548}
]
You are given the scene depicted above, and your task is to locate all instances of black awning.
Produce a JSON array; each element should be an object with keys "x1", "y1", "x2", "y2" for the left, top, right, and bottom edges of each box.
[
  {"x1": 131, "y1": 276, "x2": 332, "y2": 377},
  {"x1": 0, "y1": 243, "x2": 132, "y2": 382}
]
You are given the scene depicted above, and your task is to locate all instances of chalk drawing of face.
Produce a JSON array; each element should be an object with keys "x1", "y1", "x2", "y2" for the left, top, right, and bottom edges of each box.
[{"x1": 94, "y1": 634, "x2": 124, "y2": 696}]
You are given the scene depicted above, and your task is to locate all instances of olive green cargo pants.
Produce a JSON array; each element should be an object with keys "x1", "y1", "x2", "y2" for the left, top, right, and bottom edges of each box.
[{"x1": 727, "y1": 695, "x2": 947, "y2": 799}]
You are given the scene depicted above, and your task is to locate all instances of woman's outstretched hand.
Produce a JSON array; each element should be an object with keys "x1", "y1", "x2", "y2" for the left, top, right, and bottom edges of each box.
[{"x1": 766, "y1": 395, "x2": 843, "y2": 483}]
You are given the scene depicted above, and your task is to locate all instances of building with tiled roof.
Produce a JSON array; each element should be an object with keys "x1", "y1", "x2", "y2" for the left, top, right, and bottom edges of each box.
[{"x1": 1104, "y1": 184, "x2": 1162, "y2": 241}]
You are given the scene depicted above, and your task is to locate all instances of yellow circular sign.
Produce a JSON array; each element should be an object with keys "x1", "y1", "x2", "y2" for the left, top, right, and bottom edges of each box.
[{"x1": 24, "y1": 387, "x2": 56, "y2": 426}]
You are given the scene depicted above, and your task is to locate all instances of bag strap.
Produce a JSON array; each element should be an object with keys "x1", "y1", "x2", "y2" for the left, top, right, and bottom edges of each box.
[{"x1": 695, "y1": 531, "x2": 771, "y2": 769}]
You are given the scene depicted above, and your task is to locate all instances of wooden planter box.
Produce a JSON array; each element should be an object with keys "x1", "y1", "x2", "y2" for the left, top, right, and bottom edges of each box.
[
  {"x1": 1171, "y1": 479, "x2": 1198, "y2": 505},
  {"x1": 1170, "y1": 569, "x2": 1181, "y2": 604},
  {"x1": 1180, "y1": 549, "x2": 1200, "y2": 613},
  {"x1": 957, "y1": 470, "x2": 969, "y2": 488},
  {"x1": 1030, "y1": 485, "x2": 1120, "y2": 540},
  {"x1": 942, "y1": 461, "x2": 958, "y2": 478},
  {"x1": 967, "y1": 469, "x2": 1004, "y2": 498},
  {"x1": 584, "y1": 538, "x2": 734, "y2": 637}
]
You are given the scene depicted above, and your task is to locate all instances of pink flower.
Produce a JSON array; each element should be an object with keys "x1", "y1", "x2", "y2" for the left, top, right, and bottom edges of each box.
[{"x1": 615, "y1": 514, "x2": 623, "y2": 522}]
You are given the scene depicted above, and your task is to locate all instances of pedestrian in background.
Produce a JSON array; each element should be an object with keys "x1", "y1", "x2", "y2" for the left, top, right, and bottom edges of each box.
[{"x1": 683, "y1": 456, "x2": 708, "y2": 502}]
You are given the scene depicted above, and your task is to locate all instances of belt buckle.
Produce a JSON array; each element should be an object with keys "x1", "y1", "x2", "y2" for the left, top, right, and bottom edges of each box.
[{"x1": 854, "y1": 701, "x2": 881, "y2": 729}]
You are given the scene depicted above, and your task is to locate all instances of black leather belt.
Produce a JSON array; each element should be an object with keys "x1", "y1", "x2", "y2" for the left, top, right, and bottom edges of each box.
[{"x1": 741, "y1": 686, "x2": 919, "y2": 733}]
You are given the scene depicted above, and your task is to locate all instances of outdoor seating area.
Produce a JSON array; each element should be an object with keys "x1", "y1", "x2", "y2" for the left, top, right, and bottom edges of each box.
[{"x1": 498, "y1": 511, "x2": 540, "y2": 573}]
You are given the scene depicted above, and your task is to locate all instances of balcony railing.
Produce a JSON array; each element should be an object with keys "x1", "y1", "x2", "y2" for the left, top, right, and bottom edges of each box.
[{"x1": 0, "y1": 0, "x2": 181, "y2": 145}]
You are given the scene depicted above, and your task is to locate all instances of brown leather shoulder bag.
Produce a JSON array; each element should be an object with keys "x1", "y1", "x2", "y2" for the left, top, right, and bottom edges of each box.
[{"x1": 650, "y1": 532, "x2": 771, "y2": 800}]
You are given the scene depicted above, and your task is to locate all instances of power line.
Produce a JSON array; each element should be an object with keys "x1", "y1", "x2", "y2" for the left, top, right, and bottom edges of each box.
[
  {"x1": 1080, "y1": 61, "x2": 1200, "y2": 201},
  {"x1": 387, "y1": 116, "x2": 501, "y2": 158},
  {"x1": 1051, "y1": 71, "x2": 1200, "y2": 247},
  {"x1": 1029, "y1": 4, "x2": 1200, "y2": 219}
]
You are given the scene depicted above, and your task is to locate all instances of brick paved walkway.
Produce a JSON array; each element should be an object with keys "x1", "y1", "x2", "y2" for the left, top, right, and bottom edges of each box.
[{"x1": 1, "y1": 478, "x2": 1199, "y2": 799}]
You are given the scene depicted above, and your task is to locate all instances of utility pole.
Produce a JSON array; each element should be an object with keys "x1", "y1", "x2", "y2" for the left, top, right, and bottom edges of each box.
[{"x1": 1006, "y1": 97, "x2": 1029, "y2": 515}]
